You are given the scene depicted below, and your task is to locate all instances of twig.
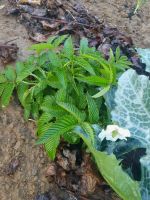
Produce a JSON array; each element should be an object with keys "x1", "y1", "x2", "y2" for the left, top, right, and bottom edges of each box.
[
  {"x1": 31, "y1": 15, "x2": 67, "y2": 24},
  {"x1": 5, "y1": 37, "x2": 18, "y2": 44},
  {"x1": 0, "y1": 44, "x2": 18, "y2": 49}
]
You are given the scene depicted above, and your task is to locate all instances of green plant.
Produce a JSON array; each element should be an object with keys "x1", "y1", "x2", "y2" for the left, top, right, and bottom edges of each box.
[
  {"x1": 0, "y1": 36, "x2": 131, "y2": 154},
  {"x1": 0, "y1": 35, "x2": 141, "y2": 199},
  {"x1": 135, "y1": 0, "x2": 147, "y2": 13}
]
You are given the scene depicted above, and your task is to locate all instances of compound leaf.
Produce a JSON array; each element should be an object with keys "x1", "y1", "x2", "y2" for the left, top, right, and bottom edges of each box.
[{"x1": 37, "y1": 115, "x2": 78, "y2": 144}]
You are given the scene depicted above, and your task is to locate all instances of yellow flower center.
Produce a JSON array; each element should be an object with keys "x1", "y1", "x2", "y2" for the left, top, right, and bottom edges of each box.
[{"x1": 112, "y1": 130, "x2": 118, "y2": 138}]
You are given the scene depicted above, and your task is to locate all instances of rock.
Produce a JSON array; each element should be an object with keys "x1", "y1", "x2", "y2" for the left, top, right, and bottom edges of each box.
[{"x1": 35, "y1": 193, "x2": 49, "y2": 200}]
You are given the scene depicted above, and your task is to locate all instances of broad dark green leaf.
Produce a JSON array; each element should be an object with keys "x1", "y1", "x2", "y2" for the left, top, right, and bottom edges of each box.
[{"x1": 76, "y1": 131, "x2": 142, "y2": 200}]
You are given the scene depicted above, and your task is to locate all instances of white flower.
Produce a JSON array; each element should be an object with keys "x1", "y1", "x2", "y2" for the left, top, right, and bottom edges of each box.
[{"x1": 98, "y1": 125, "x2": 131, "y2": 142}]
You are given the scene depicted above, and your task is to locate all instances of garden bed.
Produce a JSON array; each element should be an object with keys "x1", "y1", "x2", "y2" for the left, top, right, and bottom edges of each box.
[{"x1": 0, "y1": 0, "x2": 150, "y2": 200}]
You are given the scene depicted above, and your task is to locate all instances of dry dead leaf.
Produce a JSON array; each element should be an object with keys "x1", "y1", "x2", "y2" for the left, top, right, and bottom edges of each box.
[
  {"x1": 41, "y1": 21, "x2": 59, "y2": 31},
  {"x1": 29, "y1": 32, "x2": 47, "y2": 42},
  {"x1": 0, "y1": 43, "x2": 18, "y2": 64},
  {"x1": 81, "y1": 172, "x2": 100, "y2": 195}
]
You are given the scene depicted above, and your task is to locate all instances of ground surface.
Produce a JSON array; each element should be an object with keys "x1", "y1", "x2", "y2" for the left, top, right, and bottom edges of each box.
[
  {"x1": 0, "y1": 0, "x2": 150, "y2": 199},
  {"x1": 78, "y1": 0, "x2": 150, "y2": 48}
]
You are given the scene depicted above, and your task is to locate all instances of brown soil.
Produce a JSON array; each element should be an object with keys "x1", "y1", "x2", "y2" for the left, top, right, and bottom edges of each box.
[
  {"x1": 77, "y1": 0, "x2": 150, "y2": 48},
  {"x1": 0, "y1": 0, "x2": 150, "y2": 200}
]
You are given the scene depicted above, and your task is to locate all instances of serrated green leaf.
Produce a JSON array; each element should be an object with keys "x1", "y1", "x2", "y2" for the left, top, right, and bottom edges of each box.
[
  {"x1": 0, "y1": 83, "x2": 5, "y2": 96},
  {"x1": 86, "y1": 93, "x2": 99, "y2": 123},
  {"x1": 21, "y1": 88, "x2": 33, "y2": 107},
  {"x1": 48, "y1": 51, "x2": 62, "y2": 69},
  {"x1": 75, "y1": 57, "x2": 96, "y2": 75},
  {"x1": 4, "y1": 67, "x2": 16, "y2": 82},
  {"x1": 23, "y1": 104, "x2": 31, "y2": 120},
  {"x1": 77, "y1": 85, "x2": 87, "y2": 109},
  {"x1": 77, "y1": 75, "x2": 108, "y2": 87},
  {"x1": 38, "y1": 112, "x2": 53, "y2": 128},
  {"x1": 40, "y1": 96, "x2": 66, "y2": 118},
  {"x1": 81, "y1": 122, "x2": 95, "y2": 145},
  {"x1": 57, "y1": 102, "x2": 86, "y2": 122},
  {"x1": 31, "y1": 102, "x2": 39, "y2": 119},
  {"x1": 16, "y1": 64, "x2": 37, "y2": 83},
  {"x1": 55, "y1": 68, "x2": 67, "y2": 89},
  {"x1": 29, "y1": 43, "x2": 53, "y2": 54},
  {"x1": 37, "y1": 115, "x2": 78, "y2": 144},
  {"x1": 1, "y1": 83, "x2": 15, "y2": 107},
  {"x1": 80, "y1": 37, "x2": 89, "y2": 54},
  {"x1": 35, "y1": 91, "x2": 43, "y2": 105},
  {"x1": 16, "y1": 61, "x2": 25, "y2": 75},
  {"x1": 37, "y1": 123, "x2": 52, "y2": 136},
  {"x1": 47, "y1": 36, "x2": 57, "y2": 44},
  {"x1": 109, "y1": 49, "x2": 115, "y2": 63},
  {"x1": 0, "y1": 74, "x2": 6, "y2": 83},
  {"x1": 55, "y1": 89, "x2": 66, "y2": 102},
  {"x1": 41, "y1": 95, "x2": 55, "y2": 109},
  {"x1": 45, "y1": 134, "x2": 60, "y2": 160},
  {"x1": 47, "y1": 73, "x2": 61, "y2": 89},
  {"x1": 33, "y1": 79, "x2": 47, "y2": 95},
  {"x1": 17, "y1": 83, "x2": 29, "y2": 105},
  {"x1": 69, "y1": 74, "x2": 79, "y2": 95},
  {"x1": 115, "y1": 47, "x2": 121, "y2": 61},
  {"x1": 63, "y1": 36, "x2": 74, "y2": 59},
  {"x1": 53, "y1": 35, "x2": 68, "y2": 48},
  {"x1": 63, "y1": 131, "x2": 79, "y2": 144}
]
